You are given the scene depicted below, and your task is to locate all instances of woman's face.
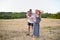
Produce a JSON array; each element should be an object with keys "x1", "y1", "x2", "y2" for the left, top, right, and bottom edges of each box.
[
  {"x1": 37, "y1": 11, "x2": 40, "y2": 15},
  {"x1": 35, "y1": 10, "x2": 40, "y2": 15}
]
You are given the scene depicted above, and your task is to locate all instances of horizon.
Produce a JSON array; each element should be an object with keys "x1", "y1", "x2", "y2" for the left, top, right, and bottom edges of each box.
[{"x1": 0, "y1": 0, "x2": 60, "y2": 13}]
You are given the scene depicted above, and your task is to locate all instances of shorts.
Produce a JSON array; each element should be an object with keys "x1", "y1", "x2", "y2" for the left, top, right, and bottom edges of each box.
[{"x1": 28, "y1": 22, "x2": 33, "y2": 27}]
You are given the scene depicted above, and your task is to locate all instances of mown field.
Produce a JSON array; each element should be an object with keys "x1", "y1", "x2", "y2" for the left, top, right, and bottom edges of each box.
[{"x1": 0, "y1": 18, "x2": 60, "y2": 40}]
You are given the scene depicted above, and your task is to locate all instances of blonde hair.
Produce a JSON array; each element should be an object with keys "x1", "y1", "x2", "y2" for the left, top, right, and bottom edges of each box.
[
  {"x1": 35, "y1": 9, "x2": 41, "y2": 15},
  {"x1": 35, "y1": 10, "x2": 41, "y2": 20}
]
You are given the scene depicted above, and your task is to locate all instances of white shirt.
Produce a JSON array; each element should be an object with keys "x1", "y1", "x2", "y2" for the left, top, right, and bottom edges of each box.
[{"x1": 28, "y1": 15, "x2": 34, "y2": 23}]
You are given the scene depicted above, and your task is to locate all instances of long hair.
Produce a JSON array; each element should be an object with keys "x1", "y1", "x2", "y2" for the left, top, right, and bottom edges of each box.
[
  {"x1": 35, "y1": 10, "x2": 41, "y2": 21},
  {"x1": 35, "y1": 10, "x2": 41, "y2": 15}
]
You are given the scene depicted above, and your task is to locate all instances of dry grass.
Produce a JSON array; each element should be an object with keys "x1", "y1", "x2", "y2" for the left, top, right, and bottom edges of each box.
[{"x1": 0, "y1": 18, "x2": 60, "y2": 40}]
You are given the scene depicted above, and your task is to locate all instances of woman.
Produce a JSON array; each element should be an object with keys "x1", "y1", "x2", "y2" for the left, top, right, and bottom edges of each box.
[{"x1": 33, "y1": 10, "x2": 41, "y2": 37}]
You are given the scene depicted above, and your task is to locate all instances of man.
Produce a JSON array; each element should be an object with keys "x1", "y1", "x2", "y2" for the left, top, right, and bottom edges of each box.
[{"x1": 26, "y1": 9, "x2": 34, "y2": 36}]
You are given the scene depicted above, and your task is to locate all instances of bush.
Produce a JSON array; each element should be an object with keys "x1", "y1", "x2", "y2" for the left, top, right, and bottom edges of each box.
[
  {"x1": 41, "y1": 12, "x2": 60, "y2": 19},
  {"x1": 56, "y1": 12, "x2": 60, "y2": 19}
]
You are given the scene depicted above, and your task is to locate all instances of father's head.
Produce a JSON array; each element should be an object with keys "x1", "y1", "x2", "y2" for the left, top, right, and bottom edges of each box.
[{"x1": 29, "y1": 9, "x2": 32, "y2": 14}]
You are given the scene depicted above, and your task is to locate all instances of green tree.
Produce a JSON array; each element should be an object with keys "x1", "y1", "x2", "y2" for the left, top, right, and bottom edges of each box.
[{"x1": 56, "y1": 12, "x2": 60, "y2": 19}]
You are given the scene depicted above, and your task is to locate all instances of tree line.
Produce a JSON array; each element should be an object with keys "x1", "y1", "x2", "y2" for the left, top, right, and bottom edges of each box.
[
  {"x1": 0, "y1": 12, "x2": 60, "y2": 19},
  {"x1": 41, "y1": 12, "x2": 60, "y2": 19},
  {"x1": 0, "y1": 12, "x2": 26, "y2": 19}
]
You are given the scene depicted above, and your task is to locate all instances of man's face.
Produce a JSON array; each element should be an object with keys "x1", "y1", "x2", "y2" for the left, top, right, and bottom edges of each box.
[
  {"x1": 27, "y1": 12, "x2": 31, "y2": 16},
  {"x1": 29, "y1": 9, "x2": 32, "y2": 13}
]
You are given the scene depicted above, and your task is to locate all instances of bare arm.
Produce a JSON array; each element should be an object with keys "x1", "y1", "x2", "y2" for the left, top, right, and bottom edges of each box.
[{"x1": 34, "y1": 15, "x2": 36, "y2": 23}]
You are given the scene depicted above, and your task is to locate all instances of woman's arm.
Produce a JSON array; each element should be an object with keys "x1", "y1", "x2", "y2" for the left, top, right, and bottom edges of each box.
[{"x1": 34, "y1": 15, "x2": 36, "y2": 23}]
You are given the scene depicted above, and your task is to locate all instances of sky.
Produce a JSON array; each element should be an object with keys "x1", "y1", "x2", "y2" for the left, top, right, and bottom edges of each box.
[{"x1": 0, "y1": 0, "x2": 60, "y2": 13}]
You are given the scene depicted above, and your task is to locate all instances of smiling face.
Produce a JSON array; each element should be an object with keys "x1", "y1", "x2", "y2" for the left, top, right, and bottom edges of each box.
[
  {"x1": 27, "y1": 11, "x2": 31, "y2": 16},
  {"x1": 35, "y1": 10, "x2": 41, "y2": 15}
]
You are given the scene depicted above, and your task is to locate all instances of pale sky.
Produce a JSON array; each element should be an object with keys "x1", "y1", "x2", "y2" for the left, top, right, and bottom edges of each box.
[{"x1": 0, "y1": 0, "x2": 60, "y2": 13}]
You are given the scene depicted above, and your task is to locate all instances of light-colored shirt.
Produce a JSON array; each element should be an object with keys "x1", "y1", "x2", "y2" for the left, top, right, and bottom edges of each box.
[{"x1": 27, "y1": 15, "x2": 34, "y2": 23}]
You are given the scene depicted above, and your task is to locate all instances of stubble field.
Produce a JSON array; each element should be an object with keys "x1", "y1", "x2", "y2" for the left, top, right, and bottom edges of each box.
[{"x1": 0, "y1": 18, "x2": 60, "y2": 40}]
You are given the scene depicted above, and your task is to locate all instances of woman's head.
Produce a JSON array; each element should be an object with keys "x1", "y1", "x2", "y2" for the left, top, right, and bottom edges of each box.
[{"x1": 35, "y1": 10, "x2": 41, "y2": 15}]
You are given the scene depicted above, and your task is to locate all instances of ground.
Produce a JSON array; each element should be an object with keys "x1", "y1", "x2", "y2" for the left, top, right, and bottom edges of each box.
[{"x1": 0, "y1": 18, "x2": 60, "y2": 40}]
